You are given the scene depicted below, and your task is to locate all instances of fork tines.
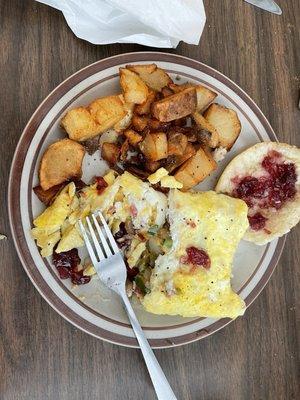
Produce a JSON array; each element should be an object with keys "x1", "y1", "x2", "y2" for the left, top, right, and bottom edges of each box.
[{"x1": 78, "y1": 211, "x2": 119, "y2": 265}]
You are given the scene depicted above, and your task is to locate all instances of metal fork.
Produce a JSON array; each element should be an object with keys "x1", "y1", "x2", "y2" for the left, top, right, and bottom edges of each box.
[{"x1": 79, "y1": 212, "x2": 177, "y2": 400}]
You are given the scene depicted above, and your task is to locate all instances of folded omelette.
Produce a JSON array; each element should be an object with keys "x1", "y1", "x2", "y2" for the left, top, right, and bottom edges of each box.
[{"x1": 142, "y1": 189, "x2": 249, "y2": 319}]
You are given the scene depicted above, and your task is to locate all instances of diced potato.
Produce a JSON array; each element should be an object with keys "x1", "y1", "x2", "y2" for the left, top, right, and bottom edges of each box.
[
  {"x1": 151, "y1": 87, "x2": 197, "y2": 122},
  {"x1": 124, "y1": 129, "x2": 143, "y2": 146},
  {"x1": 120, "y1": 140, "x2": 129, "y2": 161},
  {"x1": 119, "y1": 68, "x2": 149, "y2": 104},
  {"x1": 114, "y1": 95, "x2": 134, "y2": 132},
  {"x1": 204, "y1": 104, "x2": 241, "y2": 150},
  {"x1": 147, "y1": 167, "x2": 169, "y2": 184},
  {"x1": 164, "y1": 143, "x2": 196, "y2": 173},
  {"x1": 61, "y1": 107, "x2": 100, "y2": 142},
  {"x1": 145, "y1": 160, "x2": 161, "y2": 173},
  {"x1": 174, "y1": 147, "x2": 217, "y2": 190},
  {"x1": 169, "y1": 83, "x2": 217, "y2": 112},
  {"x1": 160, "y1": 176, "x2": 183, "y2": 189},
  {"x1": 135, "y1": 89, "x2": 156, "y2": 115},
  {"x1": 195, "y1": 86, "x2": 217, "y2": 112},
  {"x1": 139, "y1": 132, "x2": 168, "y2": 161},
  {"x1": 101, "y1": 142, "x2": 120, "y2": 166},
  {"x1": 33, "y1": 183, "x2": 65, "y2": 206},
  {"x1": 148, "y1": 118, "x2": 171, "y2": 132},
  {"x1": 88, "y1": 95, "x2": 126, "y2": 133},
  {"x1": 139, "y1": 133, "x2": 156, "y2": 161},
  {"x1": 168, "y1": 131, "x2": 188, "y2": 156},
  {"x1": 39, "y1": 138, "x2": 85, "y2": 191},
  {"x1": 168, "y1": 82, "x2": 193, "y2": 93},
  {"x1": 132, "y1": 114, "x2": 149, "y2": 132},
  {"x1": 192, "y1": 111, "x2": 219, "y2": 148},
  {"x1": 151, "y1": 133, "x2": 168, "y2": 161},
  {"x1": 126, "y1": 64, "x2": 172, "y2": 92},
  {"x1": 161, "y1": 86, "x2": 174, "y2": 98}
]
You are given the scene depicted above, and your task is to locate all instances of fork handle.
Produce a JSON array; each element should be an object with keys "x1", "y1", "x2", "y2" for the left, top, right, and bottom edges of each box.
[{"x1": 120, "y1": 292, "x2": 177, "y2": 400}]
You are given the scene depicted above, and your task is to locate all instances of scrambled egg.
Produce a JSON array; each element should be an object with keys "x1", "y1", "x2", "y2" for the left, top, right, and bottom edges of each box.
[
  {"x1": 31, "y1": 171, "x2": 167, "y2": 257},
  {"x1": 142, "y1": 190, "x2": 249, "y2": 319}
]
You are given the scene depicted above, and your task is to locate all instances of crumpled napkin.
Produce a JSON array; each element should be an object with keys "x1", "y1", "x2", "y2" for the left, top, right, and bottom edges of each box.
[{"x1": 37, "y1": 0, "x2": 206, "y2": 48}]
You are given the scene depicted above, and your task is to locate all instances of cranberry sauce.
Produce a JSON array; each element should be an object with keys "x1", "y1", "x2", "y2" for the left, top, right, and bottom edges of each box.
[
  {"x1": 95, "y1": 176, "x2": 108, "y2": 195},
  {"x1": 232, "y1": 151, "x2": 297, "y2": 230},
  {"x1": 52, "y1": 248, "x2": 91, "y2": 285},
  {"x1": 181, "y1": 246, "x2": 211, "y2": 269}
]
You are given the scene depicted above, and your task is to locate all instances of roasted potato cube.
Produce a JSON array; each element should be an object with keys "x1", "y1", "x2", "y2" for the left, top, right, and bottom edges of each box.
[
  {"x1": 88, "y1": 95, "x2": 126, "y2": 133},
  {"x1": 148, "y1": 118, "x2": 171, "y2": 132},
  {"x1": 195, "y1": 86, "x2": 217, "y2": 112},
  {"x1": 161, "y1": 86, "x2": 174, "y2": 98},
  {"x1": 163, "y1": 143, "x2": 196, "y2": 173},
  {"x1": 168, "y1": 82, "x2": 193, "y2": 93},
  {"x1": 145, "y1": 160, "x2": 162, "y2": 173},
  {"x1": 124, "y1": 129, "x2": 143, "y2": 146},
  {"x1": 135, "y1": 89, "x2": 156, "y2": 115},
  {"x1": 168, "y1": 131, "x2": 188, "y2": 156},
  {"x1": 61, "y1": 107, "x2": 100, "y2": 142},
  {"x1": 126, "y1": 64, "x2": 172, "y2": 92},
  {"x1": 151, "y1": 87, "x2": 197, "y2": 122},
  {"x1": 120, "y1": 140, "x2": 130, "y2": 161},
  {"x1": 120, "y1": 68, "x2": 149, "y2": 104},
  {"x1": 139, "y1": 132, "x2": 168, "y2": 161},
  {"x1": 192, "y1": 111, "x2": 219, "y2": 148},
  {"x1": 114, "y1": 95, "x2": 134, "y2": 132},
  {"x1": 101, "y1": 142, "x2": 120, "y2": 166},
  {"x1": 39, "y1": 138, "x2": 85, "y2": 191},
  {"x1": 204, "y1": 104, "x2": 241, "y2": 150},
  {"x1": 132, "y1": 114, "x2": 149, "y2": 132},
  {"x1": 33, "y1": 183, "x2": 65, "y2": 206},
  {"x1": 169, "y1": 83, "x2": 217, "y2": 112},
  {"x1": 174, "y1": 147, "x2": 217, "y2": 190}
]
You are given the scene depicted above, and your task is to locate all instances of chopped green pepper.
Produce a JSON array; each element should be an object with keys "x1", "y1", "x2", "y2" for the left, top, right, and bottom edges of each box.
[
  {"x1": 147, "y1": 225, "x2": 159, "y2": 236},
  {"x1": 163, "y1": 237, "x2": 173, "y2": 249},
  {"x1": 134, "y1": 276, "x2": 150, "y2": 295}
]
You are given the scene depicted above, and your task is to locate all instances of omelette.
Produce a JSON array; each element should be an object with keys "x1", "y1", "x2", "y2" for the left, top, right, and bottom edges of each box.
[
  {"x1": 32, "y1": 172, "x2": 249, "y2": 319},
  {"x1": 31, "y1": 171, "x2": 167, "y2": 257},
  {"x1": 142, "y1": 190, "x2": 249, "y2": 319}
]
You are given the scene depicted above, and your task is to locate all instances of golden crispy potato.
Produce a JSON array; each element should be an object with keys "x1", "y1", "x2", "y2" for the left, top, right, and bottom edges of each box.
[
  {"x1": 139, "y1": 132, "x2": 168, "y2": 161},
  {"x1": 61, "y1": 107, "x2": 100, "y2": 142},
  {"x1": 145, "y1": 160, "x2": 162, "y2": 173},
  {"x1": 33, "y1": 183, "x2": 65, "y2": 206},
  {"x1": 114, "y1": 95, "x2": 134, "y2": 132},
  {"x1": 204, "y1": 104, "x2": 241, "y2": 150},
  {"x1": 135, "y1": 89, "x2": 156, "y2": 115},
  {"x1": 174, "y1": 147, "x2": 217, "y2": 190},
  {"x1": 132, "y1": 114, "x2": 149, "y2": 132},
  {"x1": 126, "y1": 64, "x2": 172, "y2": 92},
  {"x1": 88, "y1": 95, "x2": 126, "y2": 133},
  {"x1": 168, "y1": 83, "x2": 217, "y2": 112},
  {"x1": 61, "y1": 96, "x2": 126, "y2": 142},
  {"x1": 195, "y1": 86, "x2": 217, "y2": 112},
  {"x1": 101, "y1": 142, "x2": 120, "y2": 166},
  {"x1": 39, "y1": 139, "x2": 85, "y2": 191},
  {"x1": 119, "y1": 68, "x2": 149, "y2": 104},
  {"x1": 192, "y1": 111, "x2": 219, "y2": 148},
  {"x1": 164, "y1": 143, "x2": 196, "y2": 173},
  {"x1": 151, "y1": 87, "x2": 197, "y2": 122},
  {"x1": 124, "y1": 129, "x2": 143, "y2": 146},
  {"x1": 167, "y1": 131, "x2": 188, "y2": 156}
]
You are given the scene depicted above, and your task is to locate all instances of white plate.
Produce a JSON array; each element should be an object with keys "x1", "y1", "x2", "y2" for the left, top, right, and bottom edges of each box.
[{"x1": 8, "y1": 52, "x2": 285, "y2": 348}]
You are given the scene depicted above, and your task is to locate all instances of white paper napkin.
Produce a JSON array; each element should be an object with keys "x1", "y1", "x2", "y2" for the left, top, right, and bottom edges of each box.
[{"x1": 37, "y1": 0, "x2": 206, "y2": 48}]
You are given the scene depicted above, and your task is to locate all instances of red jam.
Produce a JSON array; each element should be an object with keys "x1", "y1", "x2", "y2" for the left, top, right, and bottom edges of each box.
[
  {"x1": 52, "y1": 248, "x2": 91, "y2": 285},
  {"x1": 232, "y1": 151, "x2": 297, "y2": 230},
  {"x1": 95, "y1": 176, "x2": 108, "y2": 195},
  {"x1": 248, "y1": 213, "x2": 267, "y2": 231},
  {"x1": 182, "y1": 246, "x2": 211, "y2": 269}
]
